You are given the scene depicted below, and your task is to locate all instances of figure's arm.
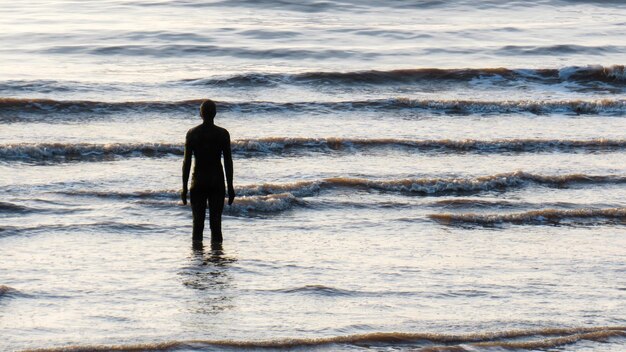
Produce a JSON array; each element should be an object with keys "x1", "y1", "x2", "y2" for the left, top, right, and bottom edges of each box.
[
  {"x1": 223, "y1": 131, "x2": 235, "y2": 205},
  {"x1": 181, "y1": 132, "x2": 192, "y2": 205}
]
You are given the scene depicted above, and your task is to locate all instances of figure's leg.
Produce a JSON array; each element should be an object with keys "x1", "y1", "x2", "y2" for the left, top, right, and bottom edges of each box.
[
  {"x1": 190, "y1": 187, "x2": 208, "y2": 242},
  {"x1": 208, "y1": 185, "x2": 226, "y2": 243}
]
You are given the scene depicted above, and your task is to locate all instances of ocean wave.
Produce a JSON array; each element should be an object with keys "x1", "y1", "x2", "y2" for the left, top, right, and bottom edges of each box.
[
  {"x1": 15, "y1": 221, "x2": 160, "y2": 234},
  {"x1": 61, "y1": 184, "x2": 317, "y2": 200},
  {"x1": 430, "y1": 208, "x2": 626, "y2": 226},
  {"x1": 431, "y1": 198, "x2": 541, "y2": 210},
  {"x1": 234, "y1": 137, "x2": 626, "y2": 153},
  {"x1": 38, "y1": 42, "x2": 626, "y2": 60},
  {"x1": 0, "y1": 201, "x2": 32, "y2": 213},
  {"x1": 43, "y1": 43, "x2": 368, "y2": 60},
  {"x1": 21, "y1": 326, "x2": 626, "y2": 351},
  {"x1": 425, "y1": 329, "x2": 626, "y2": 351},
  {"x1": 0, "y1": 221, "x2": 178, "y2": 238},
  {"x1": 495, "y1": 44, "x2": 624, "y2": 56},
  {"x1": 57, "y1": 172, "x2": 626, "y2": 203},
  {"x1": 119, "y1": 0, "x2": 626, "y2": 11},
  {"x1": 123, "y1": 0, "x2": 354, "y2": 12},
  {"x1": 272, "y1": 284, "x2": 354, "y2": 296},
  {"x1": 60, "y1": 190, "x2": 302, "y2": 215},
  {"x1": 225, "y1": 193, "x2": 302, "y2": 215},
  {"x1": 1, "y1": 66, "x2": 623, "y2": 96},
  {"x1": 314, "y1": 172, "x2": 626, "y2": 195},
  {"x1": 428, "y1": 198, "x2": 613, "y2": 210},
  {"x1": 2, "y1": 97, "x2": 625, "y2": 118},
  {"x1": 0, "y1": 143, "x2": 184, "y2": 161},
  {"x1": 557, "y1": 64, "x2": 626, "y2": 82},
  {"x1": 0, "y1": 285, "x2": 19, "y2": 297},
  {"x1": 0, "y1": 97, "x2": 201, "y2": 115},
  {"x1": 184, "y1": 65, "x2": 626, "y2": 87},
  {"x1": 57, "y1": 189, "x2": 177, "y2": 199},
  {"x1": 0, "y1": 79, "x2": 80, "y2": 93},
  {"x1": 121, "y1": 0, "x2": 451, "y2": 12},
  {"x1": 5, "y1": 138, "x2": 625, "y2": 162}
]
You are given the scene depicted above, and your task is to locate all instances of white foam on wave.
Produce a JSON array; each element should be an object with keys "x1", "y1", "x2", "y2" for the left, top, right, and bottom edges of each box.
[
  {"x1": 430, "y1": 208, "x2": 626, "y2": 226},
  {"x1": 0, "y1": 142, "x2": 183, "y2": 160},
  {"x1": 559, "y1": 65, "x2": 626, "y2": 82},
  {"x1": 225, "y1": 193, "x2": 301, "y2": 215},
  {"x1": 58, "y1": 171, "x2": 626, "y2": 202},
  {"x1": 3, "y1": 138, "x2": 626, "y2": 162},
  {"x1": 2, "y1": 97, "x2": 626, "y2": 116}
]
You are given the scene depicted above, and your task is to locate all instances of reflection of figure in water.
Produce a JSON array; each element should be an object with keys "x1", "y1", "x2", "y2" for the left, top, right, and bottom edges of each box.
[
  {"x1": 181, "y1": 242, "x2": 237, "y2": 314},
  {"x1": 191, "y1": 241, "x2": 235, "y2": 268},
  {"x1": 182, "y1": 99, "x2": 235, "y2": 244}
]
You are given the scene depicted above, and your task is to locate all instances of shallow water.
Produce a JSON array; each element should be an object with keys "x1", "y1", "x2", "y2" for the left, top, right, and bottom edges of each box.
[{"x1": 1, "y1": 0, "x2": 625, "y2": 351}]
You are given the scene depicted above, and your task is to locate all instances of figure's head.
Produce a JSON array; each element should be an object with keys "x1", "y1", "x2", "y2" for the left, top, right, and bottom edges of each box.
[{"x1": 200, "y1": 99, "x2": 216, "y2": 121}]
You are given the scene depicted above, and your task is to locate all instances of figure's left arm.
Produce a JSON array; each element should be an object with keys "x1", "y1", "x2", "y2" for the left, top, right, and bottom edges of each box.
[{"x1": 223, "y1": 131, "x2": 235, "y2": 205}]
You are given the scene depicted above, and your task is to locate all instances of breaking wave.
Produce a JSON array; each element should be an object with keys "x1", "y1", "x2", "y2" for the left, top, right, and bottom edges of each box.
[
  {"x1": 59, "y1": 190, "x2": 302, "y2": 215},
  {"x1": 2, "y1": 138, "x2": 625, "y2": 162},
  {"x1": 1, "y1": 97, "x2": 625, "y2": 118},
  {"x1": 21, "y1": 326, "x2": 626, "y2": 351},
  {"x1": 234, "y1": 137, "x2": 626, "y2": 153},
  {"x1": 184, "y1": 65, "x2": 626, "y2": 87},
  {"x1": 312, "y1": 172, "x2": 626, "y2": 195},
  {"x1": 430, "y1": 208, "x2": 626, "y2": 226},
  {"x1": 0, "y1": 143, "x2": 184, "y2": 161},
  {"x1": 0, "y1": 142, "x2": 189, "y2": 161},
  {"x1": 224, "y1": 193, "x2": 302, "y2": 215},
  {"x1": 57, "y1": 172, "x2": 626, "y2": 202},
  {"x1": 1, "y1": 66, "x2": 623, "y2": 97},
  {"x1": 0, "y1": 97, "x2": 201, "y2": 115}
]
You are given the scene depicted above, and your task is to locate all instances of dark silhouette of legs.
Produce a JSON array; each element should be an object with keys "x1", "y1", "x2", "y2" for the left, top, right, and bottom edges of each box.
[
  {"x1": 192, "y1": 240, "x2": 204, "y2": 251},
  {"x1": 191, "y1": 184, "x2": 225, "y2": 243},
  {"x1": 208, "y1": 185, "x2": 225, "y2": 243},
  {"x1": 190, "y1": 187, "x2": 208, "y2": 242}
]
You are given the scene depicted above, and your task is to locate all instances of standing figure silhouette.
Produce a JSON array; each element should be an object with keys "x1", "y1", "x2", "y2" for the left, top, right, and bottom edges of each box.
[{"x1": 182, "y1": 99, "x2": 235, "y2": 244}]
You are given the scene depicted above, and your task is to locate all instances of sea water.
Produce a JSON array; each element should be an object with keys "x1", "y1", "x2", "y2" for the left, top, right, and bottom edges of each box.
[{"x1": 0, "y1": 0, "x2": 625, "y2": 351}]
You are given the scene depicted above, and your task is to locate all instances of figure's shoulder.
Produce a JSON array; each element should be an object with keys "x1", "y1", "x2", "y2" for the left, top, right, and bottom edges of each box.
[
  {"x1": 214, "y1": 125, "x2": 231, "y2": 138},
  {"x1": 186, "y1": 124, "x2": 204, "y2": 138}
]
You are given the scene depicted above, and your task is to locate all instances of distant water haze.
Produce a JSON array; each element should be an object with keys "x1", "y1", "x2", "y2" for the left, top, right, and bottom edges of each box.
[{"x1": 0, "y1": 0, "x2": 625, "y2": 351}]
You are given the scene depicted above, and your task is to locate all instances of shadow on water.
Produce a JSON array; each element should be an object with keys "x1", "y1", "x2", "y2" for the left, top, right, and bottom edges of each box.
[{"x1": 178, "y1": 242, "x2": 237, "y2": 315}]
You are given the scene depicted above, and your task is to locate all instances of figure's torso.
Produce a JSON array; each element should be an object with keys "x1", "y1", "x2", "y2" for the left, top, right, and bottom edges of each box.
[{"x1": 187, "y1": 124, "x2": 228, "y2": 188}]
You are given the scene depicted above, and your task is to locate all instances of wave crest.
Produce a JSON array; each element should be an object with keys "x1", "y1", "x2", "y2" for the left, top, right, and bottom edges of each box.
[
  {"x1": 225, "y1": 193, "x2": 302, "y2": 215},
  {"x1": 0, "y1": 285, "x2": 18, "y2": 297},
  {"x1": 22, "y1": 326, "x2": 626, "y2": 351},
  {"x1": 185, "y1": 65, "x2": 626, "y2": 87},
  {"x1": 0, "y1": 201, "x2": 31, "y2": 213},
  {"x1": 275, "y1": 284, "x2": 354, "y2": 296},
  {"x1": 0, "y1": 143, "x2": 183, "y2": 161},
  {"x1": 2, "y1": 97, "x2": 624, "y2": 118},
  {"x1": 238, "y1": 172, "x2": 626, "y2": 197},
  {"x1": 2, "y1": 66, "x2": 623, "y2": 97},
  {"x1": 57, "y1": 172, "x2": 626, "y2": 202},
  {"x1": 235, "y1": 137, "x2": 626, "y2": 153},
  {"x1": 321, "y1": 172, "x2": 626, "y2": 195},
  {"x1": 430, "y1": 208, "x2": 626, "y2": 226},
  {"x1": 3, "y1": 138, "x2": 625, "y2": 162}
]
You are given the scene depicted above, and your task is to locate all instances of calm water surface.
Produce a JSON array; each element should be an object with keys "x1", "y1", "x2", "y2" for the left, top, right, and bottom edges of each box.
[{"x1": 0, "y1": 0, "x2": 625, "y2": 351}]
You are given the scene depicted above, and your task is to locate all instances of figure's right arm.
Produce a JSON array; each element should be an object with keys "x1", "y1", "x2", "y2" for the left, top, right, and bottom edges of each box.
[{"x1": 181, "y1": 132, "x2": 192, "y2": 205}]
